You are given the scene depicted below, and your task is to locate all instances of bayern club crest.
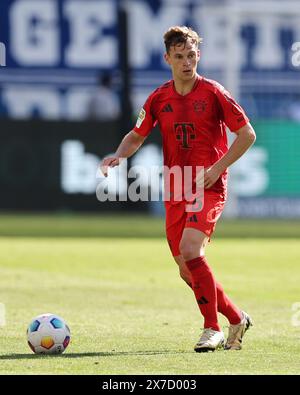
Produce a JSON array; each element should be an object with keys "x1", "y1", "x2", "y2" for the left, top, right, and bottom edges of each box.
[{"x1": 193, "y1": 100, "x2": 207, "y2": 113}]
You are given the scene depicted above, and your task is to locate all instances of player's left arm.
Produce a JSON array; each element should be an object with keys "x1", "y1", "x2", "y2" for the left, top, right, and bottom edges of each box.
[{"x1": 203, "y1": 122, "x2": 256, "y2": 189}]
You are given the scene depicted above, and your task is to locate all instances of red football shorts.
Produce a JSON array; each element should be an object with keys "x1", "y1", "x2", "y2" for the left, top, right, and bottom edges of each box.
[{"x1": 165, "y1": 191, "x2": 226, "y2": 256}]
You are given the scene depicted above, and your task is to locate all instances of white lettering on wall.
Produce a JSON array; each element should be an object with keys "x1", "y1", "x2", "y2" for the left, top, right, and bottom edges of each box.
[
  {"x1": 10, "y1": 0, "x2": 59, "y2": 65},
  {"x1": 65, "y1": 0, "x2": 117, "y2": 67},
  {"x1": 126, "y1": 0, "x2": 188, "y2": 68},
  {"x1": 252, "y1": 15, "x2": 283, "y2": 68},
  {"x1": 61, "y1": 140, "x2": 100, "y2": 194}
]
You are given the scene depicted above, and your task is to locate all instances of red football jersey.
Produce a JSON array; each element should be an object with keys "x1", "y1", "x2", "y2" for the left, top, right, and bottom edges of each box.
[{"x1": 133, "y1": 74, "x2": 249, "y2": 198}]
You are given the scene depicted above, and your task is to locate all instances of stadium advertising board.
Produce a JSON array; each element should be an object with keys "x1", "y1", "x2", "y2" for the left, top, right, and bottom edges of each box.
[
  {"x1": 0, "y1": 0, "x2": 300, "y2": 215},
  {"x1": 0, "y1": 120, "x2": 300, "y2": 217}
]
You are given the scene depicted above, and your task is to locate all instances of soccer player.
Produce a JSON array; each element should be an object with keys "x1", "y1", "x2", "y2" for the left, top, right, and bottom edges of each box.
[{"x1": 101, "y1": 26, "x2": 256, "y2": 352}]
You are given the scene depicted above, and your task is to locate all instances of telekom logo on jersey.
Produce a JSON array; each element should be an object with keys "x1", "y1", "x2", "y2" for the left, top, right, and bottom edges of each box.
[
  {"x1": 96, "y1": 159, "x2": 204, "y2": 213},
  {"x1": 174, "y1": 123, "x2": 196, "y2": 149}
]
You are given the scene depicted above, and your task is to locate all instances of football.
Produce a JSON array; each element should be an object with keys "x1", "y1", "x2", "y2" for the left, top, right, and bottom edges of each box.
[{"x1": 27, "y1": 313, "x2": 71, "y2": 354}]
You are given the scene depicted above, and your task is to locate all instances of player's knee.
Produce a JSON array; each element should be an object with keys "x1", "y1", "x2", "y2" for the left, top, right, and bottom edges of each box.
[{"x1": 179, "y1": 240, "x2": 199, "y2": 261}]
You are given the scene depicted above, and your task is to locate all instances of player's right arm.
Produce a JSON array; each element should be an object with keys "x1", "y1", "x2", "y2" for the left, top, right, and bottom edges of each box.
[
  {"x1": 101, "y1": 130, "x2": 146, "y2": 176},
  {"x1": 101, "y1": 92, "x2": 158, "y2": 177}
]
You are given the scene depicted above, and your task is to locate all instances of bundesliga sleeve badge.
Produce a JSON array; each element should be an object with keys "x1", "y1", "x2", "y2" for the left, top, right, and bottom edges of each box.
[{"x1": 136, "y1": 108, "x2": 146, "y2": 128}]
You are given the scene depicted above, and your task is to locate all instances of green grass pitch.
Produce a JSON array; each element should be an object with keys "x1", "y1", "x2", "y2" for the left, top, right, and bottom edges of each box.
[{"x1": 0, "y1": 214, "x2": 300, "y2": 375}]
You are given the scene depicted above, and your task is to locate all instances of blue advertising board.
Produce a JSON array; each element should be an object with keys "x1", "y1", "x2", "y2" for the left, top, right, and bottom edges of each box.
[{"x1": 0, "y1": 0, "x2": 299, "y2": 120}]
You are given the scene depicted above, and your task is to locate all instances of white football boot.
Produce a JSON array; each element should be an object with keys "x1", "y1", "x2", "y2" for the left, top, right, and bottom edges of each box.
[
  {"x1": 194, "y1": 328, "x2": 225, "y2": 352},
  {"x1": 224, "y1": 311, "x2": 253, "y2": 350}
]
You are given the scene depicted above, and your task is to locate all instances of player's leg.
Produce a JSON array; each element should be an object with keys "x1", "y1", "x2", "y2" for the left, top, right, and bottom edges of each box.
[
  {"x1": 166, "y1": 203, "x2": 220, "y2": 344},
  {"x1": 165, "y1": 199, "x2": 251, "y2": 351},
  {"x1": 179, "y1": 228, "x2": 224, "y2": 352},
  {"x1": 179, "y1": 228, "x2": 220, "y2": 331},
  {"x1": 183, "y1": 192, "x2": 252, "y2": 350},
  {"x1": 184, "y1": 193, "x2": 243, "y2": 326},
  {"x1": 173, "y1": 236, "x2": 208, "y2": 287},
  {"x1": 174, "y1": 254, "x2": 244, "y2": 324},
  {"x1": 215, "y1": 281, "x2": 243, "y2": 325},
  {"x1": 173, "y1": 255, "x2": 192, "y2": 287},
  {"x1": 173, "y1": 252, "x2": 252, "y2": 350}
]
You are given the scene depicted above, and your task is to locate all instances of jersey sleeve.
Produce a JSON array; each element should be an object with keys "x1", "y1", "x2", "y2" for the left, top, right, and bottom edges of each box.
[
  {"x1": 215, "y1": 86, "x2": 249, "y2": 132},
  {"x1": 133, "y1": 94, "x2": 157, "y2": 137}
]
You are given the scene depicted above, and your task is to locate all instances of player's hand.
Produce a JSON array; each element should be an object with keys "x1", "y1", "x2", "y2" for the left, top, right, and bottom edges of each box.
[
  {"x1": 100, "y1": 156, "x2": 120, "y2": 177},
  {"x1": 195, "y1": 166, "x2": 222, "y2": 189},
  {"x1": 203, "y1": 166, "x2": 222, "y2": 189}
]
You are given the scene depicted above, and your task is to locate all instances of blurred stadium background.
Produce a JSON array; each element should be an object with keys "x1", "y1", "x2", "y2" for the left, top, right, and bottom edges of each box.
[{"x1": 0, "y1": 0, "x2": 300, "y2": 222}]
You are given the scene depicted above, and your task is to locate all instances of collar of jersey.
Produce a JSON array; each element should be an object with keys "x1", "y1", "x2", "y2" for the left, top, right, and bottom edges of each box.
[{"x1": 171, "y1": 74, "x2": 202, "y2": 98}]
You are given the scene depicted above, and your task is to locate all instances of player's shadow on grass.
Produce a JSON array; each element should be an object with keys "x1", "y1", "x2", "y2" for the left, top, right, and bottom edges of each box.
[{"x1": 0, "y1": 350, "x2": 192, "y2": 360}]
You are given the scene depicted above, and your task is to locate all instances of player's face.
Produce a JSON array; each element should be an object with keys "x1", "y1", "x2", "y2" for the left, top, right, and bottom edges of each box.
[{"x1": 164, "y1": 39, "x2": 200, "y2": 82}]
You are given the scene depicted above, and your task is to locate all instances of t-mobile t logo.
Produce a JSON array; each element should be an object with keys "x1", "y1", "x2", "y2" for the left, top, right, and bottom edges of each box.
[
  {"x1": 174, "y1": 123, "x2": 196, "y2": 149},
  {"x1": 0, "y1": 42, "x2": 6, "y2": 66}
]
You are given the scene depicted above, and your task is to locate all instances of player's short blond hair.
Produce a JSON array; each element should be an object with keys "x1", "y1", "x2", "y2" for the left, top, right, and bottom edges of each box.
[{"x1": 163, "y1": 26, "x2": 202, "y2": 54}]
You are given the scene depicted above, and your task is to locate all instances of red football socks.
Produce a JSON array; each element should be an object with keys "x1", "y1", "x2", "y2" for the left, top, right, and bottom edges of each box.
[
  {"x1": 185, "y1": 256, "x2": 242, "y2": 327},
  {"x1": 185, "y1": 256, "x2": 220, "y2": 331},
  {"x1": 216, "y1": 281, "x2": 242, "y2": 325}
]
